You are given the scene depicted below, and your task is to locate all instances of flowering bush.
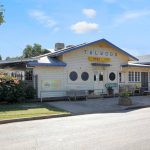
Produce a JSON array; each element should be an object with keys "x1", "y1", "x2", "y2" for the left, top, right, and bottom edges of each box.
[{"x1": 0, "y1": 74, "x2": 36, "y2": 103}]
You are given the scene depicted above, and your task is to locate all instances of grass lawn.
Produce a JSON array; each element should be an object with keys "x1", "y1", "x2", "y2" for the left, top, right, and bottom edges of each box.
[{"x1": 0, "y1": 103, "x2": 69, "y2": 120}]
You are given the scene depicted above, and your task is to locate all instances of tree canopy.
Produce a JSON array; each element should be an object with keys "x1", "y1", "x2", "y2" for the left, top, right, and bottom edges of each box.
[
  {"x1": 0, "y1": 4, "x2": 4, "y2": 25},
  {"x1": 23, "y1": 43, "x2": 50, "y2": 58},
  {"x1": 5, "y1": 43, "x2": 50, "y2": 60},
  {"x1": 5, "y1": 56, "x2": 22, "y2": 61}
]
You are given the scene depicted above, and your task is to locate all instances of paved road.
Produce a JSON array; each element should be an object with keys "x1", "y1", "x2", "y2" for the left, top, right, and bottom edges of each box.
[{"x1": 0, "y1": 108, "x2": 150, "y2": 150}]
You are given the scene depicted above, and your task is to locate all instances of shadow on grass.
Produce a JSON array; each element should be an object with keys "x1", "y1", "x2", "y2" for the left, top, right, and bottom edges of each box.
[{"x1": 0, "y1": 102, "x2": 67, "y2": 113}]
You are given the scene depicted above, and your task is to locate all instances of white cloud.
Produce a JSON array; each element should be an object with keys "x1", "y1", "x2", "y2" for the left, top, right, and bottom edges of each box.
[
  {"x1": 70, "y1": 21, "x2": 99, "y2": 34},
  {"x1": 82, "y1": 8, "x2": 96, "y2": 18},
  {"x1": 29, "y1": 10, "x2": 56, "y2": 28},
  {"x1": 115, "y1": 10, "x2": 150, "y2": 25}
]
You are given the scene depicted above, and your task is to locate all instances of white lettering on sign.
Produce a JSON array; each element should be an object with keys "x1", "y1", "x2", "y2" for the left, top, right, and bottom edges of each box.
[{"x1": 84, "y1": 49, "x2": 117, "y2": 57}]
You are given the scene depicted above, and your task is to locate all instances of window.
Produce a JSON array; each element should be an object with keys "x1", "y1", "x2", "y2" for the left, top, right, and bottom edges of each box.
[
  {"x1": 94, "y1": 72, "x2": 103, "y2": 81},
  {"x1": 69, "y1": 71, "x2": 78, "y2": 81},
  {"x1": 129, "y1": 71, "x2": 132, "y2": 82},
  {"x1": 99, "y1": 72, "x2": 103, "y2": 81},
  {"x1": 119, "y1": 72, "x2": 122, "y2": 83},
  {"x1": 11, "y1": 72, "x2": 14, "y2": 77},
  {"x1": 16, "y1": 72, "x2": 23, "y2": 80},
  {"x1": 135, "y1": 72, "x2": 140, "y2": 82},
  {"x1": 128, "y1": 71, "x2": 140, "y2": 82},
  {"x1": 109, "y1": 72, "x2": 116, "y2": 81},
  {"x1": 81, "y1": 72, "x2": 89, "y2": 81},
  {"x1": 129, "y1": 71, "x2": 134, "y2": 82},
  {"x1": 135, "y1": 72, "x2": 138, "y2": 82},
  {"x1": 10, "y1": 72, "x2": 24, "y2": 80},
  {"x1": 94, "y1": 74, "x2": 96, "y2": 81},
  {"x1": 137, "y1": 72, "x2": 140, "y2": 82},
  {"x1": 131, "y1": 72, "x2": 134, "y2": 81},
  {"x1": 25, "y1": 70, "x2": 33, "y2": 81}
]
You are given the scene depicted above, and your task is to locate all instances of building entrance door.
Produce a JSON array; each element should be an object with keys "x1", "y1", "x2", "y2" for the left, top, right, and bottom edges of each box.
[
  {"x1": 141, "y1": 72, "x2": 148, "y2": 90},
  {"x1": 94, "y1": 71, "x2": 104, "y2": 94}
]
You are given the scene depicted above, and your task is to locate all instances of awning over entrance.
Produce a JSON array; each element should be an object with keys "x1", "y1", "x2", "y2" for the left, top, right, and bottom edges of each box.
[{"x1": 91, "y1": 63, "x2": 111, "y2": 67}]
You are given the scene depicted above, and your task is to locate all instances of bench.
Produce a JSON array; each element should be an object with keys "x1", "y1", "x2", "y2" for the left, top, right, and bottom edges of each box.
[
  {"x1": 66, "y1": 90, "x2": 88, "y2": 101},
  {"x1": 140, "y1": 87, "x2": 150, "y2": 95},
  {"x1": 141, "y1": 90, "x2": 150, "y2": 95}
]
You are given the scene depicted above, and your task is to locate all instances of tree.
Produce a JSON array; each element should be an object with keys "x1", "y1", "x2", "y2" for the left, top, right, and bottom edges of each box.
[
  {"x1": 43, "y1": 49, "x2": 50, "y2": 54},
  {"x1": 23, "y1": 43, "x2": 50, "y2": 58},
  {"x1": 23, "y1": 45, "x2": 33, "y2": 58},
  {"x1": 5, "y1": 56, "x2": 22, "y2": 61},
  {"x1": 32, "y1": 43, "x2": 42, "y2": 57},
  {"x1": 0, "y1": 55, "x2": 2, "y2": 60},
  {"x1": 0, "y1": 4, "x2": 4, "y2": 25},
  {"x1": 5, "y1": 57, "x2": 11, "y2": 60},
  {"x1": 5, "y1": 43, "x2": 50, "y2": 60}
]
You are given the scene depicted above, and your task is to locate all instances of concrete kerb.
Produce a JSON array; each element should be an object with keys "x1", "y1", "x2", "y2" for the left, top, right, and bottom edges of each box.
[
  {"x1": 125, "y1": 105, "x2": 150, "y2": 110},
  {"x1": 0, "y1": 114, "x2": 72, "y2": 125}
]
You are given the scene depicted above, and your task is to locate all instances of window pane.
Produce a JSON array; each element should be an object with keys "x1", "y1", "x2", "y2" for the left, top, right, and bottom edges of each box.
[
  {"x1": 109, "y1": 72, "x2": 116, "y2": 81},
  {"x1": 25, "y1": 70, "x2": 33, "y2": 81},
  {"x1": 119, "y1": 72, "x2": 121, "y2": 82},
  {"x1": 81, "y1": 72, "x2": 89, "y2": 81},
  {"x1": 131, "y1": 72, "x2": 134, "y2": 81},
  {"x1": 94, "y1": 74, "x2": 96, "y2": 81},
  {"x1": 69, "y1": 71, "x2": 78, "y2": 81},
  {"x1": 129, "y1": 71, "x2": 131, "y2": 82},
  {"x1": 138, "y1": 72, "x2": 140, "y2": 81},
  {"x1": 135, "y1": 72, "x2": 137, "y2": 82},
  {"x1": 99, "y1": 73, "x2": 103, "y2": 81}
]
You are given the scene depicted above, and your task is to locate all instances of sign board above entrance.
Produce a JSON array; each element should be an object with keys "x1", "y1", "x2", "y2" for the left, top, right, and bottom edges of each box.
[{"x1": 88, "y1": 56, "x2": 111, "y2": 62}]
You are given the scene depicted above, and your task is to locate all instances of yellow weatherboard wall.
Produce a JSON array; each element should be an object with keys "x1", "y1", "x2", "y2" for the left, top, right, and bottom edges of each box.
[{"x1": 88, "y1": 56, "x2": 111, "y2": 62}]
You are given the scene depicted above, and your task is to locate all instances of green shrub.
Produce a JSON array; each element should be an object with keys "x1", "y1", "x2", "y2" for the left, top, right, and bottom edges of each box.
[
  {"x1": 0, "y1": 75, "x2": 25, "y2": 103},
  {"x1": 25, "y1": 85, "x2": 36, "y2": 99},
  {"x1": 0, "y1": 75, "x2": 36, "y2": 103},
  {"x1": 120, "y1": 92, "x2": 129, "y2": 98}
]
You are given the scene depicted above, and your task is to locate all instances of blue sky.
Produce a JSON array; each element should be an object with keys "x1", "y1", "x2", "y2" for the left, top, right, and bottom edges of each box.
[{"x1": 0, "y1": 0, "x2": 150, "y2": 59}]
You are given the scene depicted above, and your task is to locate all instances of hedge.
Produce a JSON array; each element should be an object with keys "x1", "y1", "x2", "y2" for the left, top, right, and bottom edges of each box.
[{"x1": 0, "y1": 75, "x2": 35, "y2": 103}]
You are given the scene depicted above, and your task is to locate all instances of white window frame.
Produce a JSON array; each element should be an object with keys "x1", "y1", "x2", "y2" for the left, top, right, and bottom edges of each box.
[
  {"x1": 128, "y1": 71, "x2": 132, "y2": 82},
  {"x1": 128, "y1": 71, "x2": 140, "y2": 82},
  {"x1": 137, "y1": 72, "x2": 141, "y2": 82}
]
